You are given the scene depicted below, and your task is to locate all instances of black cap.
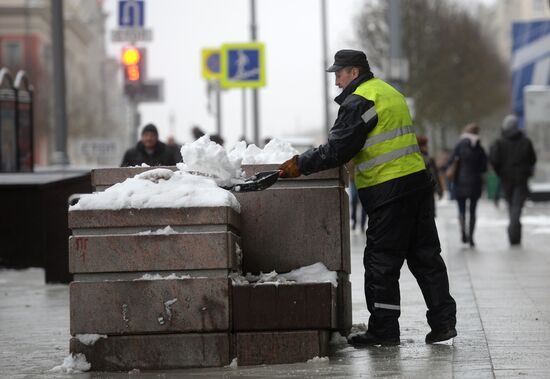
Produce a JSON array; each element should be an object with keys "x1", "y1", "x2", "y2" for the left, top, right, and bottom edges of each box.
[
  {"x1": 141, "y1": 123, "x2": 158, "y2": 136},
  {"x1": 326, "y1": 49, "x2": 370, "y2": 72}
]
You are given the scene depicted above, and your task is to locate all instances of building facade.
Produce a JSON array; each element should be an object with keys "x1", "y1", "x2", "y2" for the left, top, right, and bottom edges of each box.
[{"x1": 0, "y1": 0, "x2": 130, "y2": 167}]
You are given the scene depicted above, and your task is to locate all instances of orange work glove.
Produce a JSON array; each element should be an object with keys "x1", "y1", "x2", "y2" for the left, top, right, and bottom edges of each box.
[{"x1": 278, "y1": 155, "x2": 301, "y2": 178}]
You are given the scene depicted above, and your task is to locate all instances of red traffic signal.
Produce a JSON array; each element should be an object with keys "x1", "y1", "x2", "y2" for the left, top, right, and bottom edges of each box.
[{"x1": 121, "y1": 47, "x2": 142, "y2": 83}]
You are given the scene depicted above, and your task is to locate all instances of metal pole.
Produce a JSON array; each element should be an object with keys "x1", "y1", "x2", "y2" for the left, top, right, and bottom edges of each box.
[
  {"x1": 216, "y1": 81, "x2": 222, "y2": 136},
  {"x1": 242, "y1": 89, "x2": 247, "y2": 141},
  {"x1": 250, "y1": 0, "x2": 260, "y2": 146},
  {"x1": 321, "y1": 0, "x2": 330, "y2": 136},
  {"x1": 50, "y1": 0, "x2": 69, "y2": 165},
  {"x1": 388, "y1": 0, "x2": 402, "y2": 91}
]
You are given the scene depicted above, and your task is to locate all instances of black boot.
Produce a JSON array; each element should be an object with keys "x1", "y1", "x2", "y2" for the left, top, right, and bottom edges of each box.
[
  {"x1": 348, "y1": 331, "x2": 400, "y2": 347},
  {"x1": 469, "y1": 215, "x2": 476, "y2": 247},
  {"x1": 425, "y1": 327, "x2": 457, "y2": 344},
  {"x1": 459, "y1": 215, "x2": 468, "y2": 243}
]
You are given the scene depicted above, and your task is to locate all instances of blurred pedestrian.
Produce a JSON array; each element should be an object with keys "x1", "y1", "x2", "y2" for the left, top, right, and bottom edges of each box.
[
  {"x1": 279, "y1": 49, "x2": 456, "y2": 346},
  {"x1": 446, "y1": 123, "x2": 487, "y2": 247},
  {"x1": 347, "y1": 162, "x2": 367, "y2": 233},
  {"x1": 166, "y1": 135, "x2": 182, "y2": 163},
  {"x1": 489, "y1": 114, "x2": 537, "y2": 245},
  {"x1": 121, "y1": 124, "x2": 178, "y2": 167},
  {"x1": 417, "y1": 135, "x2": 444, "y2": 216},
  {"x1": 191, "y1": 125, "x2": 205, "y2": 140}
]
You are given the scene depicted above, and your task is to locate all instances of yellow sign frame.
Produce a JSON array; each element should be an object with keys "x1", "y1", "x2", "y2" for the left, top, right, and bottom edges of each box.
[
  {"x1": 220, "y1": 42, "x2": 266, "y2": 88},
  {"x1": 201, "y1": 48, "x2": 221, "y2": 80}
]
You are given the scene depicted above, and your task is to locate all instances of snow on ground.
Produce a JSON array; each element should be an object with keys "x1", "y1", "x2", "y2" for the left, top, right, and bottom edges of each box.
[
  {"x1": 229, "y1": 138, "x2": 298, "y2": 165},
  {"x1": 231, "y1": 262, "x2": 338, "y2": 287},
  {"x1": 75, "y1": 334, "x2": 107, "y2": 346},
  {"x1": 70, "y1": 168, "x2": 240, "y2": 212},
  {"x1": 49, "y1": 353, "x2": 91, "y2": 373},
  {"x1": 307, "y1": 356, "x2": 329, "y2": 363}
]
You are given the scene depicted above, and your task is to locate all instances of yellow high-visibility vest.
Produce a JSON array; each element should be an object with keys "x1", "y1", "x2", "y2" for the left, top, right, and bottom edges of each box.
[{"x1": 352, "y1": 79, "x2": 426, "y2": 189}]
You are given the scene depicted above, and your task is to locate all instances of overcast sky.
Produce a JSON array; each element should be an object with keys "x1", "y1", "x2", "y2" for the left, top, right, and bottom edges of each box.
[{"x1": 103, "y1": 0, "x2": 495, "y2": 147}]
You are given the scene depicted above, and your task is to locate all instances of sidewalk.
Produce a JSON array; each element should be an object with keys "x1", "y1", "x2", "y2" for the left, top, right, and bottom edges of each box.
[{"x1": 1, "y1": 200, "x2": 550, "y2": 378}]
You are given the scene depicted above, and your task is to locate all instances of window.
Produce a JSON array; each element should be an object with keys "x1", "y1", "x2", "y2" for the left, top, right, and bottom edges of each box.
[{"x1": 2, "y1": 41, "x2": 23, "y2": 67}]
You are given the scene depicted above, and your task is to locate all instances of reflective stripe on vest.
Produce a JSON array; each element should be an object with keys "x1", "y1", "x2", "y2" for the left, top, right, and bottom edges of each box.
[{"x1": 351, "y1": 78, "x2": 425, "y2": 189}]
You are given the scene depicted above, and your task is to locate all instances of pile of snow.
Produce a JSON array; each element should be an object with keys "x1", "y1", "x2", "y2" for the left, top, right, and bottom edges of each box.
[
  {"x1": 230, "y1": 262, "x2": 338, "y2": 288},
  {"x1": 70, "y1": 168, "x2": 240, "y2": 212},
  {"x1": 50, "y1": 353, "x2": 91, "y2": 373},
  {"x1": 137, "y1": 226, "x2": 177, "y2": 235},
  {"x1": 75, "y1": 334, "x2": 107, "y2": 346},
  {"x1": 229, "y1": 138, "x2": 298, "y2": 165},
  {"x1": 226, "y1": 357, "x2": 238, "y2": 369},
  {"x1": 134, "y1": 273, "x2": 191, "y2": 281},
  {"x1": 306, "y1": 356, "x2": 329, "y2": 363},
  {"x1": 178, "y1": 135, "x2": 243, "y2": 183}
]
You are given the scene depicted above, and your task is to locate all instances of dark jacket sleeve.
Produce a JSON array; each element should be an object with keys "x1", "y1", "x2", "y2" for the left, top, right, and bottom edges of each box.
[
  {"x1": 297, "y1": 94, "x2": 376, "y2": 175},
  {"x1": 489, "y1": 140, "x2": 501, "y2": 175},
  {"x1": 121, "y1": 150, "x2": 131, "y2": 167}
]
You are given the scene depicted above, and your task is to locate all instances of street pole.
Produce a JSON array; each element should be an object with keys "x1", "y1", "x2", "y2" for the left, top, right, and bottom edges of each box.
[
  {"x1": 50, "y1": 0, "x2": 69, "y2": 165},
  {"x1": 388, "y1": 0, "x2": 403, "y2": 92},
  {"x1": 242, "y1": 89, "x2": 247, "y2": 141},
  {"x1": 250, "y1": 0, "x2": 260, "y2": 146},
  {"x1": 320, "y1": 0, "x2": 330, "y2": 136},
  {"x1": 216, "y1": 81, "x2": 222, "y2": 136}
]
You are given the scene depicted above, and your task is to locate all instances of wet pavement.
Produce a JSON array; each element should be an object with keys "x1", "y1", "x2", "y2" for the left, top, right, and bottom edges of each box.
[{"x1": 1, "y1": 199, "x2": 550, "y2": 378}]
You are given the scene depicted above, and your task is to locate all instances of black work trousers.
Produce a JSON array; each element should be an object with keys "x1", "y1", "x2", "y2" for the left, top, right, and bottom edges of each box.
[
  {"x1": 360, "y1": 189, "x2": 457, "y2": 338},
  {"x1": 502, "y1": 181, "x2": 529, "y2": 245}
]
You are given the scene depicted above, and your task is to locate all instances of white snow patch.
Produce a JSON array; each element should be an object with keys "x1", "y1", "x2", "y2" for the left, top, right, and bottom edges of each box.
[
  {"x1": 134, "y1": 273, "x2": 191, "y2": 281},
  {"x1": 70, "y1": 169, "x2": 240, "y2": 212},
  {"x1": 338, "y1": 346, "x2": 356, "y2": 353},
  {"x1": 178, "y1": 135, "x2": 243, "y2": 184},
  {"x1": 128, "y1": 368, "x2": 141, "y2": 375},
  {"x1": 230, "y1": 262, "x2": 338, "y2": 288},
  {"x1": 137, "y1": 226, "x2": 177, "y2": 235},
  {"x1": 226, "y1": 357, "x2": 238, "y2": 369},
  {"x1": 330, "y1": 332, "x2": 348, "y2": 345},
  {"x1": 307, "y1": 356, "x2": 329, "y2": 363},
  {"x1": 75, "y1": 334, "x2": 107, "y2": 346},
  {"x1": 229, "y1": 138, "x2": 298, "y2": 164},
  {"x1": 50, "y1": 353, "x2": 91, "y2": 373}
]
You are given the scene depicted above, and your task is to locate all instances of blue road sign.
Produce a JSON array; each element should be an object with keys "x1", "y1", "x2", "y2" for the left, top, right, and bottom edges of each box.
[
  {"x1": 511, "y1": 21, "x2": 550, "y2": 126},
  {"x1": 221, "y1": 43, "x2": 266, "y2": 88},
  {"x1": 118, "y1": 0, "x2": 144, "y2": 28}
]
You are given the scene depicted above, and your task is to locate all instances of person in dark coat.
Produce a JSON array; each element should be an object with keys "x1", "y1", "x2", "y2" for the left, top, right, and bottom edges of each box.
[
  {"x1": 447, "y1": 123, "x2": 487, "y2": 246},
  {"x1": 121, "y1": 124, "x2": 178, "y2": 167},
  {"x1": 417, "y1": 135, "x2": 444, "y2": 216},
  {"x1": 279, "y1": 49, "x2": 456, "y2": 347},
  {"x1": 489, "y1": 114, "x2": 537, "y2": 245}
]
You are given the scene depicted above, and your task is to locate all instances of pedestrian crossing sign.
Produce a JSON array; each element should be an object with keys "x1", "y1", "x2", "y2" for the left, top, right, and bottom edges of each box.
[
  {"x1": 220, "y1": 43, "x2": 266, "y2": 88},
  {"x1": 202, "y1": 48, "x2": 221, "y2": 80}
]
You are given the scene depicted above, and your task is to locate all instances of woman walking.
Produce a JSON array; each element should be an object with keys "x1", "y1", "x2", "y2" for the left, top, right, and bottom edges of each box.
[{"x1": 447, "y1": 123, "x2": 487, "y2": 247}]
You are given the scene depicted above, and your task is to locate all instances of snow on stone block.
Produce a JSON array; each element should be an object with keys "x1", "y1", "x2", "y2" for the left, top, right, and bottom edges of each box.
[
  {"x1": 231, "y1": 262, "x2": 338, "y2": 287},
  {"x1": 49, "y1": 353, "x2": 91, "y2": 373},
  {"x1": 70, "y1": 278, "x2": 230, "y2": 335},
  {"x1": 228, "y1": 138, "x2": 298, "y2": 165},
  {"x1": 178, "y1": 135, "x2": 244, "y2": 183},
  {"x1": 71, "y1": 169, "x2": 240, "y2": 212},
  {"x1": 70, "y1": 333, "x2": 230, "y2": 371},
  {"x1": 75, "y1": 334, "x2": 107, "y2": 346}
]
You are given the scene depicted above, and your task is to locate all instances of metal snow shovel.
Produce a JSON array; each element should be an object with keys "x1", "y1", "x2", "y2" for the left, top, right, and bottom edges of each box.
[{"x1": 221, "y1": 170, "x2": 281, "y2": 192}]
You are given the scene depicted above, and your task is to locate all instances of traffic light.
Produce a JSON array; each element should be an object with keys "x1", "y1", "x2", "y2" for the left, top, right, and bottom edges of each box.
[{"x1": 121, "y1": 46, "x2": 142, "y2": 84}]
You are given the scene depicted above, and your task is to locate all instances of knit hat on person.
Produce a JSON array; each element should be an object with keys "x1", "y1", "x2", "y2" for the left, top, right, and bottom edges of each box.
[
  {"x1": 141, "y1": 123, "x2": 158, "y2": 136},
  {"x1": 502, "y1": 114, "x2": 518, "y2": 132}
]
